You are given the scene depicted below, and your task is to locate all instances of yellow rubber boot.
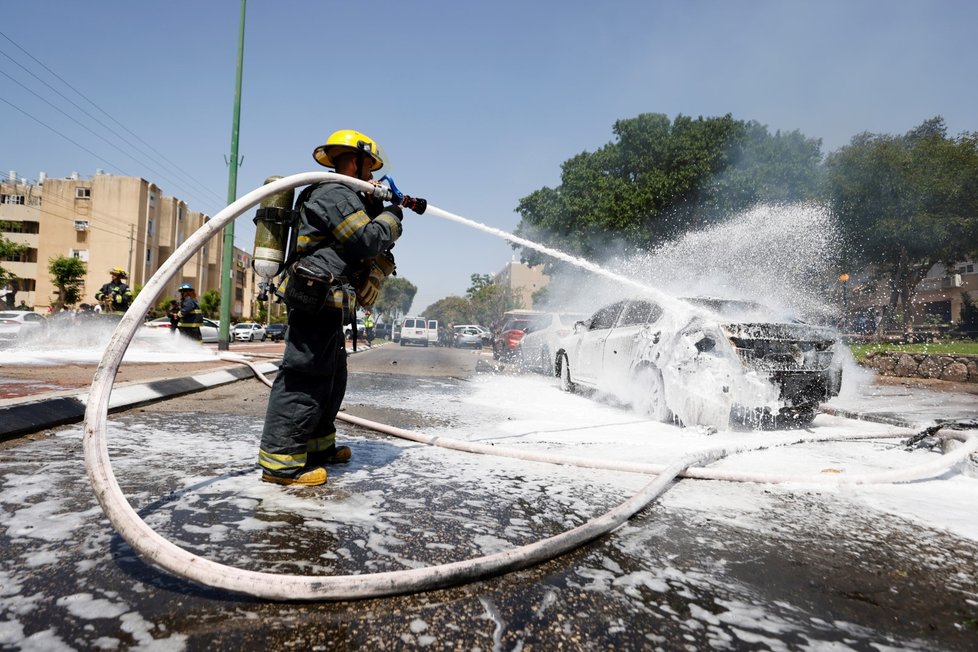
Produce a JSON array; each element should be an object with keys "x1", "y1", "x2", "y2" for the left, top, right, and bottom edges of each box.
[{"x1": 261, "y1": 467, "x2": 327, "y2": 487}]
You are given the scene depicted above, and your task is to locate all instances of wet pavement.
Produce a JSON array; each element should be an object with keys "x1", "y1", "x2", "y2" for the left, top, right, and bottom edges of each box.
[{"x1": 1, "y1": 345, "x2": 977, "y2": 650}]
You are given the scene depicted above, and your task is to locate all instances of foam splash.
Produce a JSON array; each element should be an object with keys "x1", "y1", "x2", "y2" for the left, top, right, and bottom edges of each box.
[{"x1": 1, "y1": 315, "x2": 218, "y2": 366}]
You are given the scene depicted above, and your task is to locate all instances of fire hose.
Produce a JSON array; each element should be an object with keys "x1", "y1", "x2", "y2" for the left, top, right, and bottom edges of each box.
[{"x1": 85, "y1": 173, "x2": 978, "y2": 601}]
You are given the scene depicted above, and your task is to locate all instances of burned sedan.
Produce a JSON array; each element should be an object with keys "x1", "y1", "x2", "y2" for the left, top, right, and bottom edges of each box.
[{"x1": 554, "y1": 297, "x2": 844, "y2": 430}]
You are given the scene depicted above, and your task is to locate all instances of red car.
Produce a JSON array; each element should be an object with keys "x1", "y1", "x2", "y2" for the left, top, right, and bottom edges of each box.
[{"x1": 492, "y1": 318, "x2": 538, "y2": 361}]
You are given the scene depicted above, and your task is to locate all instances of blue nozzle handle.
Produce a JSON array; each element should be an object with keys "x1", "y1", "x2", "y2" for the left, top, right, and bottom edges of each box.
[{"x1": 380, "y1": 175, "x2": 405, "y2": 205}]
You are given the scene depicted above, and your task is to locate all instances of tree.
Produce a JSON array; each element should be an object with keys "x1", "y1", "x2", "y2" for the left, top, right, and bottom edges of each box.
[
  {"x1": 513, "y1": 113, "x2": 823, "y2": 269},
  {"x1": 48, "y1": 256, "x2": 87, "y2": 311},
  {"x1": 200, "y1": 289, "x2": 221, "y2": 319},
  {"x1": 465, "y1": 273, "x2": 522, "y2": 326},
  {"x1": 422, "y1": 296, "x2": 474, "y2": 325},
  {"x1": 374, "y1": 276, "x2": 417, "y2": 323},
  {"x1": 0, "y1": 222, "x2": 26, "y2": 291},
  {"x1": 824, "y1": 117, "x2": 978, "y2": 332}
]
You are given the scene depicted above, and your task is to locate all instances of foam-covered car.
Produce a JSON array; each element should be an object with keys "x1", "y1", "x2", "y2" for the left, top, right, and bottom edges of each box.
[{"x1": 554, "y1": 297, "x2": 844, "y2": 430}]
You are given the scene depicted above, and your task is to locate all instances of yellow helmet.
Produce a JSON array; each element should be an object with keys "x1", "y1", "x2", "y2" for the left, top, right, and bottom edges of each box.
[
  {"x1": 312, "y1": 129, "x2": 385, "y2": 171},
  {"x1": 110, "y1": 267, "x2": 127, "y2": 278}
]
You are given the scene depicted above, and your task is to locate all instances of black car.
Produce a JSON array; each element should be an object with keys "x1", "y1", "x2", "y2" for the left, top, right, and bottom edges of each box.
[{"x1": 265, "y1": 323, "x2": 288, "y2": 341}]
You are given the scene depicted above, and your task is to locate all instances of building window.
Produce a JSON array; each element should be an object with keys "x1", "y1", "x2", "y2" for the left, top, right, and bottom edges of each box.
[
  {"x1": 1, "y1": 194, "x2": 25, "y2": 205},
  {"x1": 0, "y1": 220, "x2": 39, "y2": 234},
  {"x1": 2, "y1": 248, "x2": 37, "y2": 263},
  {"x1": 75, "y1": 187, "x2": 91, "y2": 199},
  {"x1": 957, "y1": 264, "x2": 975, "y2": 275},
  {"x1": 235, "y1": 288, "x2": 244, "y2": 301},
  {"x1": 148, "y1": 219, "x2": 154, "y2": 237},
  {"x1": 149, "y1": 192, "x2": 156, "y2": 208},
  {"x1": 70, "y1": 249, "x2": 89, "y2": 262},
  {"x1": 74, "y1": 220, "x2": 89, "y2": 231},
  {"x1": 146, "y1": 248, "x2": 152, "y2": 264}
]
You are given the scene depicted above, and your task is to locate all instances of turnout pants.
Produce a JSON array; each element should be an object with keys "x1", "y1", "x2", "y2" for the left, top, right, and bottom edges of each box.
[{"x1": 258, "y1": 309, "x2": 347, "y2": 477}]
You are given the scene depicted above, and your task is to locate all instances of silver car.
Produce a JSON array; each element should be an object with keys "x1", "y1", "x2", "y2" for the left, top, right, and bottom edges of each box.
[
  {"x1": 453, "y1": 326, "x2": 483, "y2": 349},
  {"x1": 0, "y1": 310, "x2": 45, "y2": 345},
  {"x1": 555, "y1": 297, "x2": 844, "y2": 430},
  {"x1": 518, "y1": 312, "x2": 588, "y2": 374}
]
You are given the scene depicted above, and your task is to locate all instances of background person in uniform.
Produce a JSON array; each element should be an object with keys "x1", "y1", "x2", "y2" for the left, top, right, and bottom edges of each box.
[
  {"x1": 364, "y1": 309, "x2": 375, "y2": 345},
  {"x1": 166, "y1": 300, "x2": 180, "y2": 332},
  {"x1": 176, "y1": 283, "x2": 202, "y2": 341},
  {"x1": 94, "y1": 268, "x2": 133, "y2": 314},
  {"x1": 257, "y1": 129, "x2": 407, "y2": 487}
]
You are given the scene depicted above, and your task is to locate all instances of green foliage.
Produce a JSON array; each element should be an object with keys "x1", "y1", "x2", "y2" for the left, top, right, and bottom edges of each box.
[
  {"x1": 850, "y1": 340, "x2": 978, "y2": 360},
  {"x1": 465, "y1": 273, "x2": 522, "y2": 326},
  {"x1": 374, "y1": 276, "x2": 417, "y2": 323},
  {"x1": 513, "y1": 112, "x2": 823, "y2": 269},
  {"x1": 200, "y1": 289, "x2": 221, "y2": 318},
  {"x1": 825, "y1": 117, "x2": 978, "y2": 330},
  {"x1": 421, "y1": 296, "x2": 474, "y2": 325},
  {"x1": 48, "y1": 255, "x2": 87, "y2": 310},
  {"x1": 0, "y1": 223, "x2": 26, "y2": 286}
]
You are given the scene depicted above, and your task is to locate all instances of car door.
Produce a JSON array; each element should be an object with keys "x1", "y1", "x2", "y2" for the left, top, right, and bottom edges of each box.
[
  {"x1": 573, "y1": 302, "x2": 624, "y2": 385},
  {"x1": 601, "y1": 300, "x2": 660, "y2": 385}
]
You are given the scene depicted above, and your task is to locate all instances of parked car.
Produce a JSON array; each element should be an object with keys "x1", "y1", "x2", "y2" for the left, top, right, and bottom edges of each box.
[
  {"x1": 232, "y1": 322, "x2": 267, "y2": 342},
  {"x1": 455, "y1": 324, "x2": 491, "y2": 345},
  {"x1": 554, "y1": 297, "x2": 844, "y2": 430},
  {"x1": 0, "y1": 310, "x2": 46, "y2": 345},
  {"x1": 343, "y1": 318, "x2": 366, "y2": 340},
  {"x1": 265, "y1": 323, "x2": 288, "y2": 341},
  {"x1": 492, "y1": 316, "x2": 541, "y2": 361},
  {"x1": 399, "y1": 316, "x2": 429, "y2": 347},
  {"x1": 518, "y1": 311, "x2": 589, "y2": 374},
  {"x1": 453, "y1": 325, "x2": 483, "y2": 349},
  {"x1": 371, "y1": 322, "x2": 391, "y2": 340},
  {"x1": 144, "y1": 316, "x2": 220, "y2": 344},
  {"x1": 392, "y1": 322, "x2": 402, "y2": 342}
]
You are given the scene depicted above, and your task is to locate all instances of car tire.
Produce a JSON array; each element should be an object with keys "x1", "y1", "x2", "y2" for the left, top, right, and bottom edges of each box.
[
  {"x1": 633, "y1": 365, "x2": 671, "y2": 422},
  {"x1": 261, "y1": 334, "x2": 266, "y2": 342},
  {"x1": 558, "y1": 353, "x2": 575, "y2": 393},
  {"x1": 423, "y1": 341, "x2": 429, "y2": 347}
]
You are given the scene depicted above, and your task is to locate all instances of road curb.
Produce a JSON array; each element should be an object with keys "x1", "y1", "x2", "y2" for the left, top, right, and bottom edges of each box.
[{"x1": 0, "y1": 360, "x2": 280, "y2": 442}]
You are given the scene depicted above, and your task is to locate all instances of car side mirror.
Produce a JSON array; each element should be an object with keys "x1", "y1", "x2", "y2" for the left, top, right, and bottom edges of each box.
[{"x1": 574, "y1": 321, "x2": 586, "y2": 333}]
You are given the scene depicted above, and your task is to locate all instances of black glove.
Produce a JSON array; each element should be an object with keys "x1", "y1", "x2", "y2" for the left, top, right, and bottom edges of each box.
[{"x1": 385, "y1": 204, "x2": 403, "y2": 221}]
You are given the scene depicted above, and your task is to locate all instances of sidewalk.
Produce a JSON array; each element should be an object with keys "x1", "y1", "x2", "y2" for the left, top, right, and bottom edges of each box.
[{"x1": 0, "y1": 338, "x2": 388, "y2": 441}]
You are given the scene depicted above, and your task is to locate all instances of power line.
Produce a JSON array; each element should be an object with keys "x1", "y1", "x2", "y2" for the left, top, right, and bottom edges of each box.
[{"x1": 0, "y1": 31, "x2": 227, "y2": 209}]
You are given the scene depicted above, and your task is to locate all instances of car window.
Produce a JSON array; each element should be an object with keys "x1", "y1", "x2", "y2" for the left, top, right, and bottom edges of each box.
[
  {"x1": 588, "y1": 302, "x2": 623, "y2": 331},
  {"x1": 428, "y1": 320, "x2": 436, "y2": 329},
  {"x1": 618, "y1": 300, "x2": 662, "y2": 326},
  {"x1": 25, "y1": 313, "x2": 43, "y2": 322}
]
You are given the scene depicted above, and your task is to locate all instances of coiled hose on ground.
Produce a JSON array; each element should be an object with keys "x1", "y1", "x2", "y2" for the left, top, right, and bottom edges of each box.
[{"x1": 84, "y1": 174, "x2": 978, "y2": 601}]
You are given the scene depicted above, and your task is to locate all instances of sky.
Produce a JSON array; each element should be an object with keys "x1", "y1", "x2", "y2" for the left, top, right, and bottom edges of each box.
[{"x1": 2, "y1": 0, "x2": 976, "y2": 315}]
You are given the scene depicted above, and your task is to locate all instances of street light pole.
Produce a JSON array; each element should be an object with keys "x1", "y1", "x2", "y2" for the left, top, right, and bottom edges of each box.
[{"x1": 218, "y1": 0, "x2": 247, "y2": 351}]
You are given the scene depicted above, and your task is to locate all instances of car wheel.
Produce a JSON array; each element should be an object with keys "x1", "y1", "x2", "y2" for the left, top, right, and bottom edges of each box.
[
  {"x1": 633, "y1": 365, "x2": 671, "y2": 422},
  {"x1": 558, "y1": 353, "x2": 575, "y2": 392},
  {"x1": 423, "y1": 340, "x2": 429, "y2": 347},
  {"x1": 249, "y1": 334, "x2": 254, "y2": 342},
  {"x1": 261, "y1": 334, "x2": 267, "y2": 342}
]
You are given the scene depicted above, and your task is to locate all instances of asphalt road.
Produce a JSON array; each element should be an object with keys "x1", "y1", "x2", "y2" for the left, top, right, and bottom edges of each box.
[{"x1": 1, "y1": 343, "x2": 976, "y2": 651}]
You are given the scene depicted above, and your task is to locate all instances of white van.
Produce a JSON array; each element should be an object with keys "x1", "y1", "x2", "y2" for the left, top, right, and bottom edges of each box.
[
  {"x1": 399, "y1": 316, "x2": 429, "y2": 347},
  {"x1": 426, "y1": 319, "x2": 439, "y2": 345}
]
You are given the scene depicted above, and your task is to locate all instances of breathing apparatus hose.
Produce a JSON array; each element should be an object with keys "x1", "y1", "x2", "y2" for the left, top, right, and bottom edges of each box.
[{"x1": 84, "y1": 173, "x2": 978, "y2": 602}]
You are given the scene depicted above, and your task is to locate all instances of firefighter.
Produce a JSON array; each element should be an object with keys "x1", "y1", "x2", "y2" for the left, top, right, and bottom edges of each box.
[
  {"x1": 364, "y1": 310, "x2": 376, "y2": 345},
  {"x1": 95, "y1": 268, "x2": 134, "y2": 314},
  {"x1": 176, "y1": 283, "x2": 203, "y2": 341},
  {"x1": 257, "y1": 129, "x2": 405, "y2": 487}
]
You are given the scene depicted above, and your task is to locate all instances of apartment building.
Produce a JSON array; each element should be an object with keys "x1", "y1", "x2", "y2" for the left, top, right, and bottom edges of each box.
[
  {"x1": 0, "y1": 170, "x2": 249, "y2": 316},
  {"x1": 493, "y1": 260, "x2": 550, "y2": 310}
]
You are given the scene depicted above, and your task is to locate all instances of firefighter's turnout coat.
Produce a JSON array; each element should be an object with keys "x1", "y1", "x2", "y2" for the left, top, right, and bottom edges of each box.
[{"x1": 258, "y1": 182, "x2": 402, "y2": 478}]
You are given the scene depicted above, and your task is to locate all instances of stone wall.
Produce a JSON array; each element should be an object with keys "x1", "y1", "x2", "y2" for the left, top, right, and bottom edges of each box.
[{"x1": 862, "y1": 352, "x2": 978, "y2": 383}]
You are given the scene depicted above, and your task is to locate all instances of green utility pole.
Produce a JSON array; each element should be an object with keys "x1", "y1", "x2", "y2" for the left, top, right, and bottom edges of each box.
[{"x1": 219, "y1": 0, "x2": 247, "y2": 351}]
